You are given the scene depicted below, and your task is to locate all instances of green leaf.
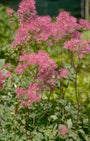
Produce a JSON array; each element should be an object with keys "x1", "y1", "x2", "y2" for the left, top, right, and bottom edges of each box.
[
  {"x1": 78, "y1": 129, "x2": 85, "y2": 135},
  {"x1": 85, "y1": 135, "x2": 90, "y2": 141},
  {"x1": 22, "y1": 119, "x2": 25, "y2": 124},
  {"x1": 50, "y1": 115, "x2": 58, "y2": 121},
  {"x1": 0, "y1": 59, "x2": 5, "y2": 68},
  {"x1": 67, "y1": 119, "x2": 72, "y2": 129},
  {"x1": 69, "y1": 131, "x2": 80, "y2": 141},
  {"x1": 83, "y1": 119, "x2": 89, "y2": 124},
  {"x1": 57, "y1": 80, "x2": 60, "y2": 87}
]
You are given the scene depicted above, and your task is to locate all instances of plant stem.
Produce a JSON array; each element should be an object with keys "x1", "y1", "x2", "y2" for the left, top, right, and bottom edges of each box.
[
  {"x1": 25, "y1": 107, "x2": 27, "y2": 139},
  {"x1": 14, "y1": 104, "x2": 18, "y2": 140},
  {"x1": 60, "y1": 44, "x2": 64, "y2": 98},
  {"x1": 70, "y1": 52, "x2": 73, "y2": 67},
  {"x1": 61, "y1": 79, "x2": 64, "y2": 99},
  {"x1": 48, "y1": 88, "x2": 51, "y2": 101},
  {"x1": 75, "y1": 63, "x2": 80, "y2": 130},
  {"x1": 61, "y1": 45, "x2": 63, "y2": 67}
]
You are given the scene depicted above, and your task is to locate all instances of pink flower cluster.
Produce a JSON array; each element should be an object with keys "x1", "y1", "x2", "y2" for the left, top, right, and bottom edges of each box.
[
  {"x1": 7, "y1": 8, "x2": 14, "y2": 16},
  {"x1": 16, "y1": 83, "x2": 41, "y2": 107},
  {"x1": 0, "y1": 69, "x2": 6, "y2": 87},
  {"x1": 10, "y1": 0, "x2": 90, "y2": 107},
  {"x1": 59, "y1": 125, "x2": 68, "y2": 135},
  {"x1": 56, "y1": 11, "x2": 80, "y2": 35},
  {"x1": 72, "y1": 31, "x2": 81, "y2": 39},
  {"x1": 17, "y1": 0, "x2": 37, "y2": 23},
  {"x1": 15, "y1": 51, "x2": 59, "y2": 106},
  {"x1": 59, "y1": 68, "x2": 68, "y2": 78},
  {"x1": 16, "y1": 87, "x2": 27, "y2": 98},
  {"x1": 16, "y1": 50, "x2": 57, "y2": 73},
  {"x1": 12, "y1": 16, "x2": 53, "y2": 46},
  {"x1": 12, "y1": 26, "x2": 30, "y2": 47},
  {"x1": 13, "y1": 10, "x2": 79, "y2": 46},
  {"x1": 12, "y1": 0, "x2": 90, "y2": 49},
  {"x1": 64, "y1": 39, "x2": 90, "y2": 58},
  {"x1": 79, "y1": 19, "x2": 90, "y2": 29},
  {"x1": 11, "y1": 0, "x2": 90, "y2": 52},
  {"x1": 16, "y1": 51, "x2": 57, "y2": 89},
  {"x1": 0, "y1": 69, "x2": 11, "y2": 87},
  {"x1": 27, "y1": 83, "x2": 41, "y2": 102}
]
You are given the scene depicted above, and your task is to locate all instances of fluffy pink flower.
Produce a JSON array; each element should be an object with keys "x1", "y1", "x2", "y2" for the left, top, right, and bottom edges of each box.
[
  {"x1": 78, "y1": 54, "x2": 84, "y2": 59},
  {"x1": 56, "y1": 11, "x2": 79, "y2": 35},
  {"x1": 48, "y1": 22, "x2": 58, "y2": 38},
  {"x1": 13, "y1": 8, "x2": 90, "y2": 49},
  {"x1": 15, "y1": 51, "x2": 58, "y2": 106},
  {"x1": 16, "y1": 83, "x2": 41, "y2": 107},
  {"x1": 39, "y1": 33, "x2": 48, "y2": 41},
  {"x1": 72, "y1": 31, "x2": 81, "y2": 39},
  {"x1": 32, "y1": 16, "x2": 52, "y2": 41},
  {"x1": 15, "y1": 64, "x2": 25, "y2": 75},
  {"x1": 12, "y1": 26, "x2": 30, "y2": 47},
  {"x1": 79, "y1": 19, "x2": 90, "y2": 29},
  {"x1": 47, "y1": 41, "x2": 53, "y2": 46},
  {"x1": 59, "y1": 125, "x2": 68, "y2": 135},
  {"x1": 4, "y1": 63, "x2": 10, "y2": 69},
  {"x1": 5, "y1": 71, "x2": 11, "y2": 78},
  {"x1": 19, "y1": 53, "x2": 29, "y2": 61},
  {"x1": 59, "y1": 68, "x2": 68, "y2": 78},
  {"x1": 21, "y1": 100, "x2": 30, "y2": 107},
  {"x1": 27, "y1": 83, "x2": 41, "y2": 102},
  {"x1": 16, "y1": 87, "x2": 27, "y2": 98},
  {"x1": 0, "y1": 69, "x2": 6, "y2": 87},
  {"x1": 64, "y1": 39, "x2": 90, "y2": 58},
  {"x1": 15, "y1": 51, "x2": 57, "y2": 92},
  {"x1": 9, "y1": 21, "x2": 14, "y2": 24},
  {"x1": 17, "y1": 0, "x2": 37, "y2": 23},
  {"x1": 7, "y1": 8, "x2": 14, "y2": 16},
  {"x1": 16, "y1": 50, "x2": 57, "y2": 73}
]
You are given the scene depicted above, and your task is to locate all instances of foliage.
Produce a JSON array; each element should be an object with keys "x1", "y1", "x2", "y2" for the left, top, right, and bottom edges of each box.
[{"x1": 0, "y1": 0, "x2": 90, "y2": 140}]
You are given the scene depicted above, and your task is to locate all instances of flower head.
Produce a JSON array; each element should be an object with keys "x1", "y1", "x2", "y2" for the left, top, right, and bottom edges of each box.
[
  {"x1": 79, "y1": 19, "x2": 90, "y2": 29},
  {"x1": 59, "y1": 68, "x2": 68, "y2": 78},
  {"x1": 64, "y1": 39, "x2": 90, "y2": 58},
  {"x1": 59, "y1": 125, "x2": 68, "y2": 135},
  {"x1": 7, "y1": 8, "x2": 14, "y2": 16},
  {"x1": 17, "y1": 0, "x2": 37, "y2": 23}
]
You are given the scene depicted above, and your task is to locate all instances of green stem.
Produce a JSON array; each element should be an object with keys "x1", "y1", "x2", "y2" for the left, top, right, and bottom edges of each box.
[
  {"x1": 74, "y1": 61, "x2": 80, "y2": 130},
  {"x1": 25, "y1": 107, "x2": 27, "y2": 139},
  {"x1": 14, "y1": 104, "x2": 18, "y2": 140}
]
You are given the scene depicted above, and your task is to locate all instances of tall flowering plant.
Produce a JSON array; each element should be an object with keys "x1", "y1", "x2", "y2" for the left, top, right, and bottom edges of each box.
[{"x1": 0, "y1": 0, "x2": 90, "y2": 140}]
